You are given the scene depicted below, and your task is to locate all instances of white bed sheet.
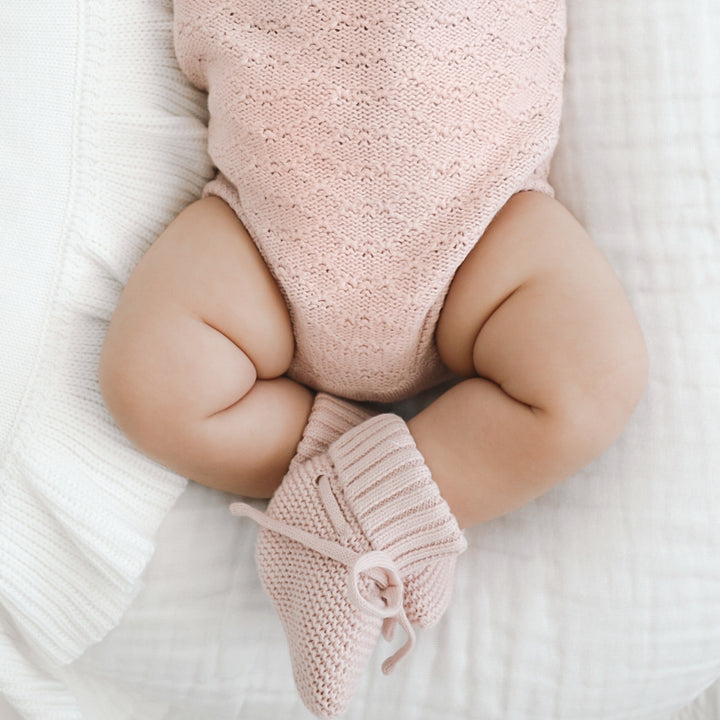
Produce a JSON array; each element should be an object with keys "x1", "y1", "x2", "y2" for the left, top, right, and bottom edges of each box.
[{"x1": 1, "y1": 0, "x2": 719, "y2": 718}]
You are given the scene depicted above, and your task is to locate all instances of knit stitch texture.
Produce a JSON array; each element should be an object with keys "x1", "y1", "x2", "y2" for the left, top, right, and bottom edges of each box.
[
  {"x1": 232, "y1": 413, "x2": 467, "y2": 717},
  {"x1": 174, "y1": 0, "x2": 566, "y2": 402},
  {"x1": 288, "y1": 394, "x2": 460, "y2": 628},
  {"x1": 290, "y1": 392, "x2": 376, "y2": 469}
]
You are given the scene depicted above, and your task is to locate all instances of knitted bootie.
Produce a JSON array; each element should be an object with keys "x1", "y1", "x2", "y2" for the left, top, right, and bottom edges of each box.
[
  {"x1": 293, "y1": 394, "x2": 461, "y2": 630},
  {"x1": 231, "y1": 413, "x2": 466, "y2": 718}
]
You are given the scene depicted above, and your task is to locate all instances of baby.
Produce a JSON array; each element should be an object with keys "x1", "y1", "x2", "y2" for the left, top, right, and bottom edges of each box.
[{"x1": 100, "y1": 1, "x2": 648, "y2": 717}]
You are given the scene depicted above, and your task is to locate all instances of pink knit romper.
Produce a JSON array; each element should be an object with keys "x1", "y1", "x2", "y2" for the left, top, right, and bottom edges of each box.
[{"x1": 173, "y1": 0, "x2": 566, "y2": 403}]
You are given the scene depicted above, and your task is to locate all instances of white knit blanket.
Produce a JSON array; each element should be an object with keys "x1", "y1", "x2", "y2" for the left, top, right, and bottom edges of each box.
[{"x1": 1, "y1": 1, "x2": 719, "y2": 718}]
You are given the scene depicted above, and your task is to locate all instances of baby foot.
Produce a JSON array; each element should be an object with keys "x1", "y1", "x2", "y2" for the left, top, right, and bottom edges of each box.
[
  {"x1": 232, "y1": 413, "x2": 466, "y2": 717},
  {"x1": 291, "y1": 393, "x2": 462, "y2": 628}
]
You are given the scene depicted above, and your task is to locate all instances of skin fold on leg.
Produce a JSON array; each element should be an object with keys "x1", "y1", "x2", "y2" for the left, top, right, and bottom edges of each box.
[
  {"x1": 411, "y1": 191, "x2": 649, "y2": 528},
  {"x1": 99, "y1": 196, "x2": 313, "y2": 497}
]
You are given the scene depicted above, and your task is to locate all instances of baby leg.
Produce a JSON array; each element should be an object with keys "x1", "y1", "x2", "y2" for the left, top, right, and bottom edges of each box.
[
  {"x1": 99, "y1": 196, "x2": 313, "y2": 497},
  {"x1": 417, "y1": 190, "x2": 649, "y2": 527}
]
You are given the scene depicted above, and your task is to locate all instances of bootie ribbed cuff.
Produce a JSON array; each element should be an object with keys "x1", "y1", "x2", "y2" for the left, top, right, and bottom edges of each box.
[
  {"x1": 233, "y1": 412, "x2": 467, "y2": 717},
  {"x1": 291, "y1": 393, "x2": 376, "y2": 469},
  {"x1": 328, "y1": 413, "x2": 467, "y2": 576}
]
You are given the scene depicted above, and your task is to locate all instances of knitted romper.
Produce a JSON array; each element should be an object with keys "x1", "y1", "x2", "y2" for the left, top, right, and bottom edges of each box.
[{"x1": 173, "y1": 0, "x2": 566, "y2": 403}]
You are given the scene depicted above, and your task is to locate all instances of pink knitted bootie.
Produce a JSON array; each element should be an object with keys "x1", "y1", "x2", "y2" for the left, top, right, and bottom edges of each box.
[
  {"x1": 292, "y1": 393, "x2": 462, "y2": 630},
  {"x1": 232, "y1": 413, "x2": 466, "y2": 718}
]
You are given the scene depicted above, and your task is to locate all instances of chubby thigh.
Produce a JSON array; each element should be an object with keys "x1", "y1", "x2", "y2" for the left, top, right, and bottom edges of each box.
[
  {"x1": 99, "y1": 196, "x2": 311, "y2": 495},
  {"x1": 409, "y1": 190, "x2": 649, "y2": 526},
  {"x1": 433, "y1": 190, "x2": 648, "y2": 493}
]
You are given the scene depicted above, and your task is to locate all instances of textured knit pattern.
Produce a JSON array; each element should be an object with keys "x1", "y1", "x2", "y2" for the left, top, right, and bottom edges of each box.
[
  {"x1": 290, "y1": 392, "x2": 376, "y2": 470},
  {"x1": 252, "y1": 413, "x2": 466, "y2": 718},
  {"x1": 255, "y1": 455, "x2": 384, "y2": 719},
  {"x1": 329, "y1": 414, "x2": 467, "y2": 628},
  {"x1": 327, "y1": 415, "x2": 467, "y2": 575},
  {"x1": 289, "y1": 395, "x2": 458, "y2": 627},
  {"x1": 1, "y1": 3, "x2": 202, "y2": 716},
  {"x1": 173, "y1": 0, "x2": 566, "y2": 402}
]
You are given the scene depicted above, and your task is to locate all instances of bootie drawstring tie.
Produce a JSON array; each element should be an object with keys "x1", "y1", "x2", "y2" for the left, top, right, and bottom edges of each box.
[{"x1": 231, "y1": 474, "x2": 416, "y2": 675}]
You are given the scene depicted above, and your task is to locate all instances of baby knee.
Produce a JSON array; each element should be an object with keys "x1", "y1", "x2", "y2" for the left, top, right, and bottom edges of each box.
[
  {"x1": 98, "y1": 335, "x2": 170, "y2": 457},
  {"x1": 549, "y1": 330, "x2": 648, "y2": 460},
  {"x1": 595, "y1": 318, "x2": 648, "y2": 425}
]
